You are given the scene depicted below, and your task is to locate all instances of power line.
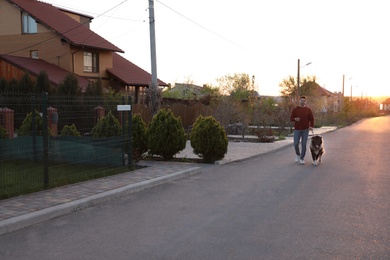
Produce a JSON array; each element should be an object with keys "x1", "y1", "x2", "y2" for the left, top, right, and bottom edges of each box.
[{"x1": 155, "y1": 0, "x2": 259, "y2": 56}]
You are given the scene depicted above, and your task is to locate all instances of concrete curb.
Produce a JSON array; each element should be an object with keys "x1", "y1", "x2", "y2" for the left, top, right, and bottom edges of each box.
[
  {"x1": 0, "y1": 167, "x2": 201, "y2": 236},
  {"x1": 216, "y1": 142, "x2": 293, "y2": 165}
]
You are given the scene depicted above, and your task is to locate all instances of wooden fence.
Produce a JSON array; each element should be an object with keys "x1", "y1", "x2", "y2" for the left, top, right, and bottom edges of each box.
[{"x1": 132, "y1": 102, "x2": 213, "y2": 128}]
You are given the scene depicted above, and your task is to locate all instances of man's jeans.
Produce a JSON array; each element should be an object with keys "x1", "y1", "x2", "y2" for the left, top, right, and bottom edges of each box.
[{"x1": 294, "y1": 129, "x2": 309, "y2": 159}]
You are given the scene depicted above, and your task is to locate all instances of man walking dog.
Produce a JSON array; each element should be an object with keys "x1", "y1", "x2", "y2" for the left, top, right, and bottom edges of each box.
[{"x1": 290, "y1": 95, "x2": 314, "y2": 165}]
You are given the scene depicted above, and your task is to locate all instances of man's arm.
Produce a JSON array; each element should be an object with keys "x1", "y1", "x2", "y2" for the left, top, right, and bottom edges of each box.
[{"x1": 290, "y1": 108, "x2": 297, "y2": 122}]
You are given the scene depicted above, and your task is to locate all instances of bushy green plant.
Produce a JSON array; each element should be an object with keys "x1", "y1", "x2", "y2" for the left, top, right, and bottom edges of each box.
[
  {"x1": 56, "y1": 73, "x2": 81, "y2": 95},
  {"x1": 18, "y1": 110, "x2": 43, "y2": 135},
  {"x1": 60, "y1": 124, "x2": 80, "y2": 137},
  {"x1": 0, "y1": 125, "x2": 7, "y2": 139},
  {"x1": 125, "y1": 113, "x2": 148, "y2": 163},
  {"x1": 91, "y1": 111, "x2": 121, "y2": 138},
  {"x1": 147, "y1": 109, "x2": 186, "y2": 160},
  {"x1": 190, "y1": 115, "x2": 228, "y2": 163}
]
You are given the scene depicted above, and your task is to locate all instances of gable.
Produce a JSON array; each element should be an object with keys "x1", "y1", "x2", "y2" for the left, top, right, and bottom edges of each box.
[
  {"x1": 317, "y1": 86, "x2": 336, "y2": 97},
  {"x1": 6, "y1": 0, "x2": 123, "y2": 53}
]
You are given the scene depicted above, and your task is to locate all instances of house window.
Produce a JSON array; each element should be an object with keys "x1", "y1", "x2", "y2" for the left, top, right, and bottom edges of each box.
[
  {"x1": 83, "y1": 52, "x2": 99, "y2": 73},
  {"x1": 30, "y1": 50, "x2": 39, "y2": 59},
  {"x1": 22, "y1": 13, "x2": 37, "y2": 34}
]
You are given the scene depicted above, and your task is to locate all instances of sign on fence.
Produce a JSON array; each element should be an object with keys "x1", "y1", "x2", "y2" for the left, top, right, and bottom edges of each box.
[{"x1": 117, "y1": 105, "x2": 131, "y2": 111}]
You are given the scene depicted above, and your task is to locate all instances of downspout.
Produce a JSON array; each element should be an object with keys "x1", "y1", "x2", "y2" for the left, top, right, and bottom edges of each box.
[{"x1": 71, "y1": 50, "x2": 80, "y2": 74}]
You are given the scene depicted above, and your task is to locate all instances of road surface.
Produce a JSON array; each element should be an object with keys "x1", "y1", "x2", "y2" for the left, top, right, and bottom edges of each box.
[{"x1": 1, "y1": 116, "x2": 389, "y2": 259}]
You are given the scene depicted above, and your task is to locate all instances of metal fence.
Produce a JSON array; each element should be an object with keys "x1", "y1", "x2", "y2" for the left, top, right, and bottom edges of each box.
[{"x1": 0, "y1": 92, "x2": 132, "y2": 199}]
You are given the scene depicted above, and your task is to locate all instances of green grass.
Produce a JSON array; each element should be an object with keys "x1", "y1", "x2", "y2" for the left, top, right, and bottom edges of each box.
[{"x1": 0, "y1": 159, "x2": 136, "y2": 200}]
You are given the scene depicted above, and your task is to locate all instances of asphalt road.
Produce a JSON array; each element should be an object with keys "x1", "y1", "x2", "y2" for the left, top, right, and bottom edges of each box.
[{"x1": 1, "y1": 116, "x2": 389, "y2": 259}]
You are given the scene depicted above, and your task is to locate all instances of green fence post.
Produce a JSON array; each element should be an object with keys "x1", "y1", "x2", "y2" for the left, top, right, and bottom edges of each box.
[
  {"x1": 41, "y1": 92, "x2": 49, "y2": 189},
  {"x1": 128, "y1": 96, "x2": 133, "y2": 166},
  {"x1": 32, "y1": 95, "x2": 38, "y2": 162},
  {"x1": 121, "y1": 96, "x2": 125, "y2": 166}
]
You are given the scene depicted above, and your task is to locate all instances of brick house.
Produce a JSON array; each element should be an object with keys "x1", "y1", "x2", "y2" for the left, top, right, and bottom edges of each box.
[{"x1": 0, "y1": 0, "x2": 167, "y2": 104}]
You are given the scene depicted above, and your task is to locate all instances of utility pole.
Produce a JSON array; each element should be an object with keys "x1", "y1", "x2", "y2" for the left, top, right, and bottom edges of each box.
[
  {"x1": 297, "y1": 59, "x2": 311, "y2": 100},
  {"x1": 148, "y1": 0, "x2": 159, "y2": 115},
  {"x1": 341, "y1": 74, "x2": 345, "y2": 110}
]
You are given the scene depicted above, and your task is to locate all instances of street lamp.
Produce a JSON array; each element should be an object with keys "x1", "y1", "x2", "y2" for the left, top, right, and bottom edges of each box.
[
  {"x1": 348, "y1": 77, "x2": 353, "y2": 101},
  {"x1": 351, "y1": 85, "x2": 359, "y2": 102},
  {"x1": 297, "y1": 59, "x2": 312, "y2": 97}
]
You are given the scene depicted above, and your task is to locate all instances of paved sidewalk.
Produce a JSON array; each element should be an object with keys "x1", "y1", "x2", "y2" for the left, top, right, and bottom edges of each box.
[{"x1": 0, "y1": 126, "x2": 336, "y2": 235}]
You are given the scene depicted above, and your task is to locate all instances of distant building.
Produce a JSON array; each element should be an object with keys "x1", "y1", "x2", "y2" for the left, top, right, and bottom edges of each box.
[
  {"x1": 380, "y1": 98, "x2": 390, "y2": 112},
  {"x1": 316, "y1": 85, "x2": 343, "y2": 112}
]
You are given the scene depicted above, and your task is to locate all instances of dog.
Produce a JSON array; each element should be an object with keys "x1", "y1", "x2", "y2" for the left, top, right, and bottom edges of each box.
[{"x1": 310, "y1": 135, "x2": 325, "y2": 166}]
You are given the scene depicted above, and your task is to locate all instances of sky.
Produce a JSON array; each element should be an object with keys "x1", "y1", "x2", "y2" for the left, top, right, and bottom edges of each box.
[{"x1": 45, "y1": 0, "x2": 390, "y2": 99}]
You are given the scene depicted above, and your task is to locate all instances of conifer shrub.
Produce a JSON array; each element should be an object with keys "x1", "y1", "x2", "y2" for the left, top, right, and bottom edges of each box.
[
  {"x1": 190, "y1": 115, "x2": 228, "y2": 163},
  {"x1": 147, "y1": 109, "x2": 186, "y2": 160},
  {"x1": 18, "y1": 110, "x2": 53, "y2": 136},
  {"x1": 128, "y1": 113, "x2": 148, "y2": 163},
  {"x1": 60, "y1": 124, "x2": 81, "y2": 137},
  {"x1": 18, "y1": 110, "x2": 43, "y2": 135},
  {"x1": 91, "y1": 111, "x2": 121, "y2": 138},
  {"x1": 0, "y1": 125, "x2": 7, "y2": 139}
]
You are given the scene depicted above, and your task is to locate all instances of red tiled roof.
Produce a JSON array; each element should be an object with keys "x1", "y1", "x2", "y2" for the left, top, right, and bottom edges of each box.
[
  {"x1": 6, "y1": 0, "x2": 123, "y2": 53},
  {"x1": 0, "y1": 54, "x2": 90, "y2": 90},
  {"x1": 107, "y1": 53, "x2": 167, "y2": 87}
]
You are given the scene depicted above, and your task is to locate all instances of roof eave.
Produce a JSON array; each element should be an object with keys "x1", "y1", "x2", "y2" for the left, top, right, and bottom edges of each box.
[
  {"x1": 67, "y1": 41, "x2": 124, "y2": 53},
  {"x1": 106, "y1": 69, "x2": 149, "y2": 87},
  {"x1": 106, "y1": 69, "x2": 168, "y2": 87}
]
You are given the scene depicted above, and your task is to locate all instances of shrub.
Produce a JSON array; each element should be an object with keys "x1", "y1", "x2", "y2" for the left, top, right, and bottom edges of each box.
[
  {"x1": 190, "y1": 115, "x2": 228, "y2": 163},
  {"x1": 18, "y1": 110, "x2": 43, "y2": 135},
  {"x1": 56, "y1": 73, "x2": 81, "y2": 95},
  {"x1": 60, "y1": 124, "x2": 81, "y2": 137},
  {"x1": 147, "y1": 109, "x2": 186, "y2": 160},
  {"x1": 0, "y1": 125, "x2": 7, "y2": 139},
  {"x1": 125, "y1": 113, "x2": 148, "y2": 163},
  {"x1": 91, "y1": 111, "x2": 121, "y2": 138}
]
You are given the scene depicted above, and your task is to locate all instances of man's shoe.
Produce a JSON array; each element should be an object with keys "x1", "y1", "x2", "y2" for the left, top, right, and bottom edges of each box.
[
  {"x1": 295, "y1": 155, "x2": 300, "y2": 163},
  {"x1": 299, "y1": 159, "x2": 305, "y2": 165}
]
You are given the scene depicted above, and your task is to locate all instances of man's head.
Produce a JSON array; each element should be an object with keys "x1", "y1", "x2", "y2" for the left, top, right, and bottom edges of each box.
[{"x1": 299, "y1": 95, "x2": 307, "y2": 107}]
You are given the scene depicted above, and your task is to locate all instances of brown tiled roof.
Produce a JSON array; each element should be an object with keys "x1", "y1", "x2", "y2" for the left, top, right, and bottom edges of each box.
[
  {"x1": 57, "y1": 7, "x2": 94, "y2": 20},
  {"x1": 317, "y1": 86, "x2": 336, "y2": 97},
  {"x1": 107, "y1": 53, "x2": 167, "y2": 87},
  {"x1": 0, "y1": 54, "x2": 90, "y2": 90},
  {"x1": 6, "y1": 0, "x2": 123, "y2": 53}
]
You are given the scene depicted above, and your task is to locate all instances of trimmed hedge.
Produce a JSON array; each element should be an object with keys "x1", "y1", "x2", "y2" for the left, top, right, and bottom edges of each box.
[
  {"x1": 147, "y1": 109, "x2": 186, "y2": 160},
  {"x1": 60, "y1": 124, "x2": 81, "y2": 137},
  {"x1": 190, "y1": 115, "x2": 228, "y2": 163},
  {"x1": 130, "y1": 113, "x2": 148, "y2": 163},
  {"x1": 91, "y1": 111, "x2": 121, "y2": 138}
]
